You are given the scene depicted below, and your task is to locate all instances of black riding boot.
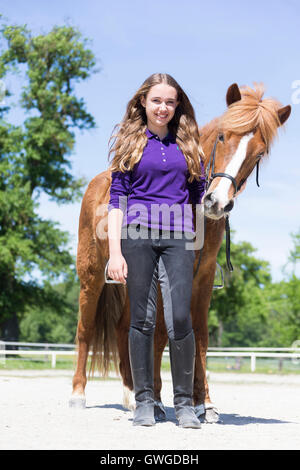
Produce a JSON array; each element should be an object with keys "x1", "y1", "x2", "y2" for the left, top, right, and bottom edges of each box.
[
  {"x1": 128, "y1": 327, "x2": 155, "y2": 426},
  {"x1": 169, "y1": 330, "x2": 201, "y2": 429}
]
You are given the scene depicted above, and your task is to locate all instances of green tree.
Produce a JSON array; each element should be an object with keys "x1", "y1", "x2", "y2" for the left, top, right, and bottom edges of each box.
[
  {"x1": 0, "y1": 20, "x2": 97, "y2": 339},
  {"x1": 288, "y1": 229, "x2": 300, "y2": 266},
  {"x1": 208, "y1": 228, "x2": 300, "y2": 347},
  {"x1": 19, "y1": 280, "x2": 80, "y2": 344},
  {"x1": 263, "y1": 228, "x2": 300, "y2": 346},
  {"x1": 259, "y1": 280, "x2": 299, "y2": 346},
  {"x1": 208, "y1": 230, "x2": 272, "y2": 346}
]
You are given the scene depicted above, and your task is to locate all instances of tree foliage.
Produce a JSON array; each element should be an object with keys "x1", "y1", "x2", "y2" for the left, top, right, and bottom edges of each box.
[
  {"x1": 0, "y1": 20, "x2": 97, "y2": 336},
  {"x1": 209, "y1": 228, "x2": 300, "y2": 347},
  {"x1": 19, "y1": 281, "x2": 80, "y2": 344}
]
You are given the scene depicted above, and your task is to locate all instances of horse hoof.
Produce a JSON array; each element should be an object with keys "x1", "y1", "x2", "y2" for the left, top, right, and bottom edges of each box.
[
  {"x1": 69, "y1": 396, "x2": 86, "y2": 409},
  {"x1": 204, "y1": 407, "x2": 220, "y2": 424},
  {"x1": 194, "y1": 403, "x2": 221, "y2": 424},
  {"x1": 154, "y1": 400, "x2": 167, "y2": 422}
]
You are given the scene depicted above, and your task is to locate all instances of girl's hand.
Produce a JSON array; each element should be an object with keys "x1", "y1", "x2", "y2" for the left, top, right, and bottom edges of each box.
[{"x1": 107, "y1": 254, "x2": 128, "y2": 285}]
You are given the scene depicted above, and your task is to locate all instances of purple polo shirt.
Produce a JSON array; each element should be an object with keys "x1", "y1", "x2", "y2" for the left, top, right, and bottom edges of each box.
[{"x1": 108, "y1": 128, "x2": 206, "y2": 233}]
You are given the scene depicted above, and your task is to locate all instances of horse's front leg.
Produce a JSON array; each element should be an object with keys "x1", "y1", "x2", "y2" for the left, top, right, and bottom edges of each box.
[
  {"x1": 194, "y1": 330, "x2": 220, "y2": 423},
  {"x1": 116, "y1": 295, "x2": 135, "y2": 411},
  {"x1": 192, "y1": 264, "x2": 220, "y2": 423},
  {"x1": 70, "y1": 278, "x2": 103, "y2": 408}
]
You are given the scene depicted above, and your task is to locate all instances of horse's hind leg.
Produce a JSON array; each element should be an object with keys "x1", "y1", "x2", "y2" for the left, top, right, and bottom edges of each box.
[
  {"x1": 153, "y1": 293, "x2": 168, "y2": 421},
  {"x1": 116, "y1": 296, "x2": 135, "y2": 410},
  {"x1": 69, "y1": 278, "x2": 103, "y2": 408}
]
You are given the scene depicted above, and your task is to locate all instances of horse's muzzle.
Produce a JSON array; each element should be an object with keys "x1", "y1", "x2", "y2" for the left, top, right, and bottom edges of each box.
[{"x1": 203, "y1": 192, "x2": 234, "y2": 219}]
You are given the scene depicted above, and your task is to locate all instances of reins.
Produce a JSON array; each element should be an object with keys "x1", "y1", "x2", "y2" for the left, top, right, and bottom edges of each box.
[{"x1": 193, "y1": 133, "x2": 261, "y2": 286}]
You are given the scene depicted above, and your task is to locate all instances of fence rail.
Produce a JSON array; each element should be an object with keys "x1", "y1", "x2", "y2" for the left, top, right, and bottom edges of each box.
[
  {"x1": 0, "y1": 341, "x2": 300, "y2": 371},
  {"x1": 0, "y1": 341, "x2": 75, "y2": 349},
  {"x1": 1, "y1": 341, "x2": 300, "y2": 352}
]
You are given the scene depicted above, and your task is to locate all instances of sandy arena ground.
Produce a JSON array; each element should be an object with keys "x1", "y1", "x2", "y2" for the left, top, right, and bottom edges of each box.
[{"x1": 0, "y1": 369, "x2": 299, "y2": 450}]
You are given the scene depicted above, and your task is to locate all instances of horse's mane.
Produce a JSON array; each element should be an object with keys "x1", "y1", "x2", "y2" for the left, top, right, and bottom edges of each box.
[{"x1": 221, "y1": 82, "x2": 283, "y2": 152}]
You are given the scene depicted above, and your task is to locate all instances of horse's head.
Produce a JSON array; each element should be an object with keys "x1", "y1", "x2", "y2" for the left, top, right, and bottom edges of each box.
[{"x1": 201, "y1": 83, "x2": 291, "y2": 220}]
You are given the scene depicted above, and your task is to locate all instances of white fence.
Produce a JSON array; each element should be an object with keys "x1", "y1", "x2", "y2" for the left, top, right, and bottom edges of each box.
[{"x1": 0, "y1": 341, "x2": 300, "y2": 372}]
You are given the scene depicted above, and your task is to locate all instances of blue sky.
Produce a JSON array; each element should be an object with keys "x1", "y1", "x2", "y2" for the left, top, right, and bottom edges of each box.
[{"x1": 1, "y1": 0, "x2": 299, "y2": 281}]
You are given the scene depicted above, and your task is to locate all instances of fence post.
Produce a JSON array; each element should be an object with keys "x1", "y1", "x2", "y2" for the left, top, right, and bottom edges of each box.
[
  {"x1": 51, "y1": 352, "x2": 56, "y2": 369},
  {"x1": 250, "y1": 353, "x2": 256, "y2": 372},
  {"x1": 45, "y1": 345, "x2": 49, "y2": 363},
  {"x1": 0, "y1": 341, "x2": 5, "y2": 365}
]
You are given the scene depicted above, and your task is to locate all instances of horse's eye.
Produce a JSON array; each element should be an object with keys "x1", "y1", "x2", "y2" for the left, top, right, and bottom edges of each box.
[
  {"x1": 257, "y1": 153, "x2": 264, "y2": 160},
  {"x1": 218, "y1": 133, "x2": 224, "y2": 142}
]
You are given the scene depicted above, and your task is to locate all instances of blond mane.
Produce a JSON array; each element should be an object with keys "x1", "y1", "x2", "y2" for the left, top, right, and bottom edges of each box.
[{"x1": 221, "y1": 82, "x2": 283, "y2": 151}]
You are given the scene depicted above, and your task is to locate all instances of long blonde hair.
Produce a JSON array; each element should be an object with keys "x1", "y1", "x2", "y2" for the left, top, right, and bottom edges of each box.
[{"x1": 107, "y1": 73, "x2": 205, "y2": 183}]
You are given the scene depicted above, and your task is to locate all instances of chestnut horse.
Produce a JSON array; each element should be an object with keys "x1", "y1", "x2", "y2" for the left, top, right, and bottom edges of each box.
[{"x1": 69, "y1": 83, "x2": 291, "y2": 422}]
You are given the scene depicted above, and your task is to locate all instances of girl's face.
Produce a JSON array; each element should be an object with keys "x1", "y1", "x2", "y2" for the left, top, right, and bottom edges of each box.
[{"x1": 140, "y1": 83, "x2": 179, "y2": 131}]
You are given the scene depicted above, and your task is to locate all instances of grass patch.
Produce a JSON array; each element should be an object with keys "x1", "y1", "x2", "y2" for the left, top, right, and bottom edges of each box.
[
  {"x1": 206, "y1": 357, "x2": 300, "y2": 374},
  {"x1": 0, "y1": 354, "x2": 76, "y2": 370},
  {"x1": 1, "y1": 354, "x2": 299, "y2": 375}
]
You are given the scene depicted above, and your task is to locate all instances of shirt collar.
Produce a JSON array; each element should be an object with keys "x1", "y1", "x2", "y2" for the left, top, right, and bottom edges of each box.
[{"x1": 145, "y1": 127, "x2": 175, "y2": 144}]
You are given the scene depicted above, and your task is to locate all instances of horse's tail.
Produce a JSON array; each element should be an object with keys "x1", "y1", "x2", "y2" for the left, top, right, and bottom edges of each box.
[{"x1": 88, "y1": 283, "x2": 126, "y2": 378}]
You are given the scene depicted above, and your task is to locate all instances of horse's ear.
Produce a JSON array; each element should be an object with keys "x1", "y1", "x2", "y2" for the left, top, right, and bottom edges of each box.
[
  {"x1": 277, "y1": 105, "x2": 291, "y2": 126},
  {"x1": 226, "y1": 83, "x2": 242, "y2": 107}
]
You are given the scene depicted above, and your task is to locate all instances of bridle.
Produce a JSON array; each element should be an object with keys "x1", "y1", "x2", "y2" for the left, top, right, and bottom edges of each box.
[
  {"x1": 206, "y1": 133, "x2": 261, "y2": 196},
  {"x1": 193, "y1": 132, "x2": 263, "y2": 285}
]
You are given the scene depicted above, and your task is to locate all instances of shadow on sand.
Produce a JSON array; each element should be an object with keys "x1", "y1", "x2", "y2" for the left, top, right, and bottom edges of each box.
[{"x1": 85, "y1": 404, "x2": 294, "y2": 425}]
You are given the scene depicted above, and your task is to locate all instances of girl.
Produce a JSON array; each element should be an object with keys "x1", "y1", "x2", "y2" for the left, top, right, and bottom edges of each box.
[{"x1": 107, "y1": 73, "x2": 206, "y2": 428}]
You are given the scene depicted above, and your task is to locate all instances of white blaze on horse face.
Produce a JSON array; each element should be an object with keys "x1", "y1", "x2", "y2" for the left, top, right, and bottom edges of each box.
[{"x1": 212, "y1": 132, "x2": 253, "y2": 207}]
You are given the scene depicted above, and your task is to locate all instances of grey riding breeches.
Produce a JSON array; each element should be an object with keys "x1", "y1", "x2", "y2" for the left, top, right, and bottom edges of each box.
[{"x1": 121, "y1": 224, "x2": 195, "y2": 340}]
